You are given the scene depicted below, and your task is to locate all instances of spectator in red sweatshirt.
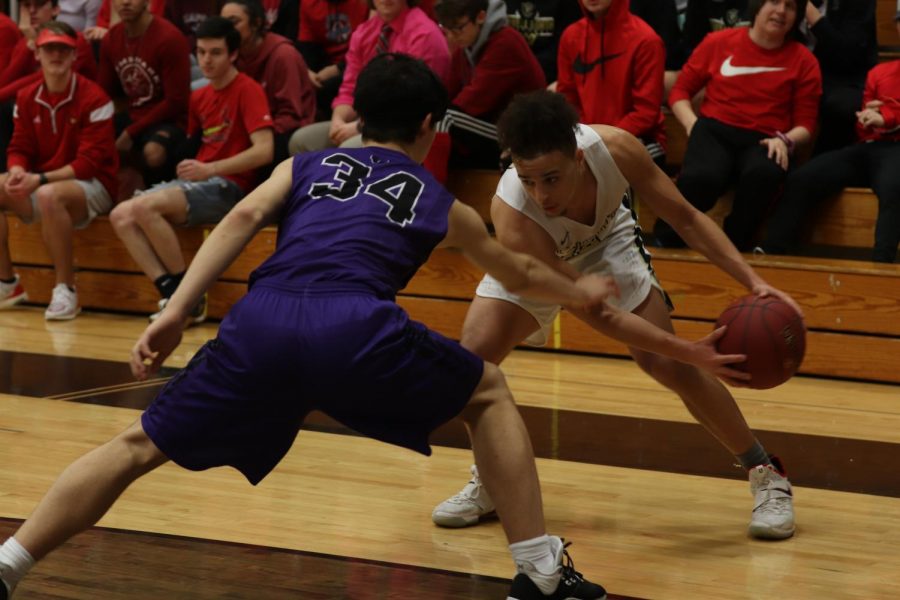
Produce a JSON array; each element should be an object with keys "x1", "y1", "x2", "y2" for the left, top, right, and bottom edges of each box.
[
  {"x1": 0, "y1": 0, "x2": 97, "y2": 104},
  {"x1": 223, "y1": 0, "x2": 317, "y2": 164},
  {"x1": 432, "y1": 0, "x2": 545, "y2": 173},
  {"x1": 655, "y1": 0, "x2": 821, "y2": 251},
  {"x1": 84, "y1": 0, "x2": 164, "y2": 40},
  {"x1": 98, "y1": 0, "x2": 191, "y2": 185},
  {"x1": 110, "y1": 17, "x2": 273, "y2": 324},
  {"x1": 0, "y1": 11, "x2": 22, "y2": 66},
  {"x1": 0, "y1": 22, "x2": 118, "y2": 320},
  {"x1": 557, "y1": 0, "x2": 667, "y2": 166}
]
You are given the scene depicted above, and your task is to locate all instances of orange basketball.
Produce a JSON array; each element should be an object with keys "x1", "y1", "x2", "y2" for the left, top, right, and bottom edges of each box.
[{"x1": 715, "y1": 295, "x2": 806, "y2": 389}]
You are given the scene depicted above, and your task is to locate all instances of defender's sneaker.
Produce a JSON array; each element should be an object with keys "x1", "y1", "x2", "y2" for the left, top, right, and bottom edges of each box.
[
  {"x1": 508, "y1": 539, "x2": 607, "y2": 600},
  {"x1": 150, "y1": 294, "x2": 207, "y2": 325},
  {"x1": 432, "y1": 464, "x2": 496, "y2": 527},
  {"x1": 749, "y1": 456, "x2": 795, "y2": 540}
]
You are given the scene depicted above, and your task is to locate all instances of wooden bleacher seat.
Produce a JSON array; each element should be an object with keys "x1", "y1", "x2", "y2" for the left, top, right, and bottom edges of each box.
[{"x1": 7, "y1": 162, "x2": 899, "y2": 384}]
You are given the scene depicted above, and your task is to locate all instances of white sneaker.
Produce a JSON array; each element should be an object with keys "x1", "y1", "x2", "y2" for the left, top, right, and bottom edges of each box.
[
  {"x1": 432, "y1": 464, "x2": 496, "y2": 527},
  {"x1": 149, "y1": 297, "x2": 168, "y2": 322},
  {"x1": 748, "y1": 458, "x2": 795, "y2": 540},
  {"x1": 0, "y1": 275, "x2": 28, "y2": 309},
  {"x1": 44, "y1": 284, "x2": 80, "y2": 321}
]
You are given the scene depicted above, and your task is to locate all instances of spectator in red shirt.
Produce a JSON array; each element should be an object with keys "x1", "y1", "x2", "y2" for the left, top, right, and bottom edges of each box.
[
  {"x1": 654, "y1": 0, "x2": 821, "y2": 251},
  {"x1": 433, "y1": 0, "x2": 545, "y2": 172},
  {"x1": 222, "y1": 0, "x2": 317, "y2": 164},
  {"x1": 84, "y1": 0, "x2": 164, "y2": 40},
  {"x1": 0, "y1": 22, "x2": 118, "y2": 320},
  {"x1": 557, "y1": 0, "x2": 668, "y2": 166},
  {"x1": 98, "y1": 0, "x2": 191, "y2": 185},
  {"x1": 109, "y1": 16, "x2": 273, "y2": 323},
  {"x1": 0, "y1": 11, "x2": 22, "y2": 65},
  {"x1": 296, "y1": 0, "x2": 370, "y2": 119}
]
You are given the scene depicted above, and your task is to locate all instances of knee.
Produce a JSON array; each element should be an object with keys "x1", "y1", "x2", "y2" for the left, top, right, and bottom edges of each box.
[
  {"x1": 142, "y1": 141, "x2": 168, "y2": 169},
  {"x1": 109, "y1": 199, "x2": 137, "y2": 230},
  {"x1": 459, "y1": 363, "x2": 512, "y2": 425},
  {"x1": 113, "y1": 422, "x2": 167, "y2": 472},
  {"x1": 35, "y1": 185, "x2": 63, "y2": 215}
]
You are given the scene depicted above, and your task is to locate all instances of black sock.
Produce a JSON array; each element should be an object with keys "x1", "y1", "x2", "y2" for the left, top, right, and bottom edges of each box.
[{"x1": 154, "y1": 272, "x2": 184, "y2": 299}]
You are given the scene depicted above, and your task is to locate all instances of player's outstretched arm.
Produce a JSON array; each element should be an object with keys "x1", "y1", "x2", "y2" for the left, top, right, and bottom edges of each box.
[
  {"x1": 598, "y1": 125, "x2": 803, "y2": 316},
  {"x1": 441, "y1": 200, "x2": 618, "y2": 311},
  {"x1": 131, "y1": 158, "x2": 294, "y2": 380}
]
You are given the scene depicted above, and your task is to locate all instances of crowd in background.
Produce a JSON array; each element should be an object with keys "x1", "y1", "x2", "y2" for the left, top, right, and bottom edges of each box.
[{"x1": 0, "y1": 0, "x2": 898, "y2": 322}]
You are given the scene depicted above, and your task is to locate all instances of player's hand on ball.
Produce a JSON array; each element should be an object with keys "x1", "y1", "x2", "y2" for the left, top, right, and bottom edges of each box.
[
  {"x1": 692, "y1": 325, "x2": 751, "y2": 386},
  {"x1": 750, "y1": 283, "x2": 804, "y2": 319}
]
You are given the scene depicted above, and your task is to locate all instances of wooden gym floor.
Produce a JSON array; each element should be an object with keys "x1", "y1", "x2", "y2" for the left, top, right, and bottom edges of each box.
[{"x1": 0, "y1": 308, "x2": 898, "y2": 599}]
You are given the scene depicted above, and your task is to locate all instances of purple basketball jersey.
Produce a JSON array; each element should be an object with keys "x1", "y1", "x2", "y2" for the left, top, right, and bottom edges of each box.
[{"x1": 250, "y1": 147, "x2": 455, "y2": 298}]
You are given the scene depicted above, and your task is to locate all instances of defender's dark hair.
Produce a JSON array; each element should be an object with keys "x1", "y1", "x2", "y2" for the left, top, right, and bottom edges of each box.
[
  {"x1": 497, "y1": 90, "x2": 579, "y2": 159},
  {"x1": 435, "y1": 0, "x2": 486, "y2": 24},
  {"x1": 196, "y1": 16, "x2": 242, "y2": 53},
  {"x1": 354, "y1": 53, "x2": 448, "y2": 144},
  {"x1": 223, "y1": 0, "x2": 267, "y2": 38},
  {"x1": 746, "y1": 0, "x2": 808, "y2": 41},
  {"x1": 37, "y1": 19, "x2": 76, "y2": 40}
]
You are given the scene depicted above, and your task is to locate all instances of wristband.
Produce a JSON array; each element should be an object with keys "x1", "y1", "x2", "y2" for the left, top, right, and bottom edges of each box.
[
  {"x1": 38, "y1": 173, "x2": 49, "y2": 186},
  {"x1": 775, "y1": 131, "x2": 795, "y2": 155}
]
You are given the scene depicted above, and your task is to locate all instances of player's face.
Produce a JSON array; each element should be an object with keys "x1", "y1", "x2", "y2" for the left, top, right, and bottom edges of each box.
[
  {"x1": 373, "y1": 0, "x2": 408, "y2": 23},
  {"x1": 513, "y1": 150, "x2": 582, "y2": 218},
  {"x1": 752, "y1": 0, "x2": 797, "y2": 39},
  {"x1": 114, "y1": 0, "x2": 150, "y2": 23},
  {"x1": 23, "y1": 0, "x2": 59, "y2": 27},
  {"x1": 196, "y1": 38, "x2": 235, "y2": 81},
  {"x1": 580, "y1": 0, "x2": 613, "y2": 17},
  {"x1": 36, "y1": 43, "x2": 76, "y2": 77},
  {"x1": 221, "y1": 3, "x2": 254, "y2": 44}
]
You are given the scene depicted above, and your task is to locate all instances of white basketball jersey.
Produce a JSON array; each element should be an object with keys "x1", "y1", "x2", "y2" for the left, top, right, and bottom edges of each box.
[{"x1": 495, "y1": 124, "x2": 637, "y2": 266}]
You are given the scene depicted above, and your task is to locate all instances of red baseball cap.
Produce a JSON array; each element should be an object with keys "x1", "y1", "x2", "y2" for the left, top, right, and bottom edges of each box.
[{"x1": 36, "y1": 29, "x2": 77, "y2": 49}]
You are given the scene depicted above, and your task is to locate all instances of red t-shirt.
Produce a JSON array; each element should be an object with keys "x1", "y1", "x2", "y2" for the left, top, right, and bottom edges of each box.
[
  {"x1": 98, "y1": 16, "x2": 191, "y2": 136},
  {"x1": 0, "y1": 13, "x2": 22, "y2": 72},
  {"x1": 7, "y1": 74, "x2": 119, "y2": 198},
  {"x1": 298, "y1": 0, "x2": 370, "y2": 65},
  {"x1": 669, "y1": 28, "x2": 821, "y2": 136},
  {"x1": 189, "y1": 72, "x2": 274, "y2": 193},
  {"x1": 858, "y1": 60, "x2": 900, "y2": 143}
]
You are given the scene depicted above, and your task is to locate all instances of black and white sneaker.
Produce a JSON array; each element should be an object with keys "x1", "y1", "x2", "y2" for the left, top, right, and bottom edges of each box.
[{"x1": 507, "y1": 540, "x2": 607, "y2": 600}]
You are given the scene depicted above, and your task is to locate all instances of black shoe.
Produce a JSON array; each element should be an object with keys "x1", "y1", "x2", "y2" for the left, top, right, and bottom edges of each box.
[
  {"x1": 0, "y1": 581, "x2": 8, "y2": 600},
  {"x1": 507, "y1": 541, "x2": 607, "y2": 599}
]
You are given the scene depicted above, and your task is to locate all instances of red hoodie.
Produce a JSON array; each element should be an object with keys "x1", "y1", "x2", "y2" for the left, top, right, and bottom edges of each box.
[
  {"x1": 0, "y1": 13, "x2": 22, "y2": 73},
  {"x1": 557, "y1": 0, "x2": 665, "y2": 148},
  {"x1": 236, "y1": 32, "x2": 317, "y2": 134}
]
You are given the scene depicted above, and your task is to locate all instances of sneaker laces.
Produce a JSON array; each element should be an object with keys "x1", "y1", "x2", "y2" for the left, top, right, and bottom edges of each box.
[
  {"x1": 558, "y1": 540, "x2": 587, "y2": 588},
  {"x1": 446, "y1": 465, "x2": 485, "y2": 505},
  {"x1": 751, "y1": 466, "x2": 792, "y2": 515},
  {"x1": 48, "y1": 285, "x2": 74, "y2": 312}
]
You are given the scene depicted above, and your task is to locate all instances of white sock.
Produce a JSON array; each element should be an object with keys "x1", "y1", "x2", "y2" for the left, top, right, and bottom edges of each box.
[
  {"x1": 509, "y1": 534, "x2": 562, "y2": 595},
  {"x1": 0, "y1": 537, "x2": 35, "y2": 593}
]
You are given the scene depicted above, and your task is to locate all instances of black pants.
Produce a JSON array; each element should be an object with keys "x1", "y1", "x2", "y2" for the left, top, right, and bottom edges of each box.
[
  {"x1": 813, "y1": 81, "x2": 864, "y2": 156},
  {"x1": 763, "y1": 140, "x2": 900, "y2": 263},
  {"x1": 0, "y1": 100, "x2": 14, "y2": 172},
  {"x1": 655, "y1": 117, "x2": 787, "y2": 251}
]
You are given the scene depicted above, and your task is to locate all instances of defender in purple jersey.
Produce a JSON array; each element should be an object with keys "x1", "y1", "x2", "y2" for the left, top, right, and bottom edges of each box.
[{"x1": 0, "y1": 55, "x2": 613, "y2": 600}]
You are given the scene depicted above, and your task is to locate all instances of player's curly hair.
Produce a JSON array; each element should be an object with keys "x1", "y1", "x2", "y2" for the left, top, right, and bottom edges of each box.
[
  {"x1": 354, "y1": 53, "x2": 448, "y2": 145},
  {"x1": 497, "y1": 90, "x2": 579, "y2": 160}
]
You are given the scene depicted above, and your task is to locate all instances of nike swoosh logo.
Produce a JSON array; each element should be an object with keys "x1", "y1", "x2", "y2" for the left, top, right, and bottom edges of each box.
[
  {"x1": 719, "y1": 55, "x2": 786, "y2": 77},
  {"x1": 573, "y1": 52, "x2": 624, "y2": 75}
]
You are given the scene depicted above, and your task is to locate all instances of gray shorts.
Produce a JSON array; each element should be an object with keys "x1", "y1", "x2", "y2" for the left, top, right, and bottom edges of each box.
[
  {"x1": 141, "y1": 176, "x2": 244, "y2": 226},
  {"x1": 25, "y1": 178, "x2": 113, "y2": 229}
]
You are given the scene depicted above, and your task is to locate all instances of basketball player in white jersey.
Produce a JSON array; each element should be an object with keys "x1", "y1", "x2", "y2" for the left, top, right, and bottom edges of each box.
[{"x1": 432, "y1": 90, "x2": 801, "y2": 540}]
